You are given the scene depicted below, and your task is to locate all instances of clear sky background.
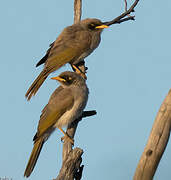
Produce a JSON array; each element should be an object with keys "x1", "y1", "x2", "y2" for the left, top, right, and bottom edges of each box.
[{"x1": 1, "y1": 0, "x2": 171, "y2": 179}]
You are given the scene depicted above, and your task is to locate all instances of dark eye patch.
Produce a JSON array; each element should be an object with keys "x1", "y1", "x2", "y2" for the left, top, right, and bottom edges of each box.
[
  {"x1": 61, "y1": 75, "x2": 73, "y2": 84},
  {"x1": 88, "y1": 23, "x2": 96, "y2": 30},
  {"x1": 88, "y1": 22, "x2": 102, "y2": 30}
]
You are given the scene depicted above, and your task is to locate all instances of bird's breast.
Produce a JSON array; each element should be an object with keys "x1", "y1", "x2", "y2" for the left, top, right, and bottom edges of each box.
[
  {"x1": 72, "y1": 32, "x2": 101, "y2": 65},
  {"x1": 54, "y1": 87, "x2": 88, "y2": 128},
  {"x1": 90, "y1": 32, "x2": 101, "y2": 50}
]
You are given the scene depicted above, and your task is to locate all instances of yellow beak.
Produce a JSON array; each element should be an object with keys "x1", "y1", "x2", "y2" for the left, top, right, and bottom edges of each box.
[
  {"x1": 51, "y1": 76, "x2": 66, "y2": 82},
  {"x1": 95, "y1": 24, "x2": 109, "y2": 29}
]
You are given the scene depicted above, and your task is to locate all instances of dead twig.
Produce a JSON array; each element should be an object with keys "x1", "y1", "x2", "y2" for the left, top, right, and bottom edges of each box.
[
  {"x1": 104, "y1": 0, "x2": 139, "y2": 26},
  {"x1": 124, "y1": 0, "x2": 128, "y2": 11}
]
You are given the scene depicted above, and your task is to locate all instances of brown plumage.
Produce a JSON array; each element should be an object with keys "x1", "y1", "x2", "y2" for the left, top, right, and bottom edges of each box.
[
  {"x1": 24, "y1": 138, "x2": 44, "y2": 177},
  {"x1": 24, "y1": 72, "x2": 89, "y2": 177},
  {"x1": 25, "y1": 18, "x2": 108, "y2": 100}
]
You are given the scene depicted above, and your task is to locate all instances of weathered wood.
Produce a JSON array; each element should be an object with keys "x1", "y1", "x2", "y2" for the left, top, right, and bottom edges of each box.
[
  {"x1": 54, "y1": 110, "x2": 96, "y2": 180},
  {"x1": 133, "y1": 89, "x2": 171, "y2": 180},
  {"x1": 74, "y1": 0, "x2": 82, "y2": 24},
  {"x1": 54, "y1": 0, "x2": 140, "y2": 179},
  {"x1": 53, "y1": 1, "x2": 94, "y2": 179},
  {"x1": 54, "y1": 148, "x2": 83, "y2": 180},
  {"x1": 62, "y1": 0, "x2": 82, "y2": 163},
  {"x1": 74, "y1": 0, "x2": 86, "y2": 75}
]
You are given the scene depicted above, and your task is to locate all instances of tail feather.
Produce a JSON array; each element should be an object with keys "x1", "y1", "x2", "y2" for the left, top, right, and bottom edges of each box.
[
  {"x1": 26, "y1": 53, "x2": 70, "y2": 101},
  {"x1": 24, "y1": 138, "x2": 44, "y2": 178},
  {"x1": 25, "y1": 70, "x2": 48, "y2": 101}
]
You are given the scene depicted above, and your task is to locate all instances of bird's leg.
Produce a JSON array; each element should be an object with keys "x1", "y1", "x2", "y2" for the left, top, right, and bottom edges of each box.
[
  {"x1": 72, "y1": 64, "x2": 87, "y2": 80},
  {"x1": 58, "y1": 127, "x2": 74, "y2": 145}
]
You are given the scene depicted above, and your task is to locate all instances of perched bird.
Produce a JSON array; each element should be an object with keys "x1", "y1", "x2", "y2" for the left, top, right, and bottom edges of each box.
[
  {"x1": 24, "y1": 71, "x2": 89, "y2": 177},
  {"x1": 25, "y1": 18, "x2": 108, "y2": 100}
]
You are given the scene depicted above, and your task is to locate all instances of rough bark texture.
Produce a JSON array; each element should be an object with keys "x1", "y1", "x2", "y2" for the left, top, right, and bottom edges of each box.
[
  {"x1": 62, "y1": 0, "x2": 83, "y2": 164},
  {"x1": 54, "y1": 111, "x2": 96, "y2": 180},
  {"x1": 54, "y1": 110, "x2": 96, "y2": 180},
  {"x1": 74, "y1": 0, "x2": 82, "y2": 24},
  {"x1": 54, "y1": 148, "x2": 84, "y2": 180},
  {"x1": 54, "y1": 1, "x2": 94, "y2": 179},
  {"x1": 133, "y1": 89, "x2": 171, "y2": 180}
]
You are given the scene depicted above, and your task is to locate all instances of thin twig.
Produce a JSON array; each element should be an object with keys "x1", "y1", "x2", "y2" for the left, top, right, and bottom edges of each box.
[
  {"x1": 115, "y1": 16, "x2": 135, "y2": 24},
  {"x1": 124, "y1": 0, "x2": 132, "y2": 17},
  {"x1": 104, "y1": 0, "x2": 139, "y2": 26},
  {"x1": 82, "y1": 110, "x2": 97, "y2": 118},
  {"x1": 124, "y1": 0, "x2": 128, "y2": 11}
]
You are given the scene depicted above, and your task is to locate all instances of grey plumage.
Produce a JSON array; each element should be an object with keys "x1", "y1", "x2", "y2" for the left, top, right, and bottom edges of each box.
[
  {"x1": 24, "y1": 71, "x2": 89, "y2": 177},
  {"x1": 25, "y1": 18, "x2": 108, "y2": 100}
]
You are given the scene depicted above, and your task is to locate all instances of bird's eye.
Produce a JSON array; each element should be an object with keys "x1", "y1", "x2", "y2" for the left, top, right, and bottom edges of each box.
[
  {"x1": 66, "y1": 76, "x2": 73, "y2": 84},
  {"x1": 88, "y1": 23, "x2": 96, "y2": 30},
  {"x1": 61, "y1": 75, "x2": 73, "y2": 84}
]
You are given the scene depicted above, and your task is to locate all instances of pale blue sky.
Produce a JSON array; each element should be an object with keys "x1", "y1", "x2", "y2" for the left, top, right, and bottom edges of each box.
[{"x1": 1, "y1": 0, "x2": 171, "y2": 179}]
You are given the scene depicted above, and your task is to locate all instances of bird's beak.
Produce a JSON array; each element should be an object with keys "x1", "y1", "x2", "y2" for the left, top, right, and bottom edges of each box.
[
  {"x1": 51, "y1": 76, "x2": 66, "y2": 82},
  {"x1": 95, "y1": 24, "x2": 109, "y2": 29}
]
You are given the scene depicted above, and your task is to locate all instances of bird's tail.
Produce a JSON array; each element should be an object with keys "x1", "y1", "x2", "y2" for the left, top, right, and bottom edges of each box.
[
  {"x1": 25, "y1": 70, "x2": 48, "y2": 101},
  {"x1": 24, "y1": 138, "x2": 44, "y2": 178}
]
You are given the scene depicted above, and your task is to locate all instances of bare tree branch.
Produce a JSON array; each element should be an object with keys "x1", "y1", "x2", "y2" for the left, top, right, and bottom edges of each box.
[
  {"x1": 55, "y1": 0, "x2": 140, "y2": 179},
  {"x1": 124, "y1": 0, "x2": 128, "y2": 12},
  {"x1": 61, "y1": 0, "x2": 83, "y2": 163},
  {"x1": 104, "y1": 0, "x2": 139, "y2": 26},
  {"x1": 74, "y1": 0, "x2": 87, "y2": 77},
  {"x1": 74, "y1": 0, "x2": 82, "y2": 23},
  {"x1": 133, "y1": 89, "x2": 171, "y2": 180},
  {"x1": 82, "y1": 110, "x2": 97, "y2": 118},
  {"x1": 54, "y1": 110, "x2": 96, "y2": 180},
  {"x1": 54, "y1": 148, "x2": 83, "y2": 180},
  {"x1": 114, "y1": 16, "x2": 135, "y2": 24}
]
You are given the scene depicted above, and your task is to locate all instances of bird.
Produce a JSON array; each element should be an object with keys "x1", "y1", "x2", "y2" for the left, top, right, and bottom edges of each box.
[
  {"x1": 24, "y1": 71, "x2": 89, "y2": 177},
  {"x1": 25, "y1": 18, "x2": 108, "y2": 100}
]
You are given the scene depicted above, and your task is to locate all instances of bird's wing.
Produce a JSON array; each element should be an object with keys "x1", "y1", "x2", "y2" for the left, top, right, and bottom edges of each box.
[
  {"x1": 36, "y1": 42, "x2": 55, "y2": 67},
  {"x1": 36, "y1": 87, "x2": 74, "y2": 138},
  {"x1": 36, "y1": 28, "x2": 92, "y2": 69}
]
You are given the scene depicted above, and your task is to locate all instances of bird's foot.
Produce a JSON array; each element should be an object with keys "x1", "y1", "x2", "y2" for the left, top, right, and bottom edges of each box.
[
  {"x1": 58, "y1": 127, "x2": 74, "y2": 145},
  {"x1": 72, "y1": 65, "x2": 87, "y2": 80},
  {"x1": 61, "y1": 135, "x2": 74, "y2": 145}
]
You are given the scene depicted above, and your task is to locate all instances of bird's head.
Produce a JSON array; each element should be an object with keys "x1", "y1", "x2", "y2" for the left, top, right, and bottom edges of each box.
[
  {"x1": 51, "y1": 71, "x2": 86, "y2": 87},
  {"x1": 80, "y1": 18, "x2": 109, "y2": 32}
]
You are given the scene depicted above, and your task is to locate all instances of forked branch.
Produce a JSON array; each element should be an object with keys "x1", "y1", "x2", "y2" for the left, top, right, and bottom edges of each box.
[{"x1": 104, "y1": 0, "x2": 139, "y2": 26}]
